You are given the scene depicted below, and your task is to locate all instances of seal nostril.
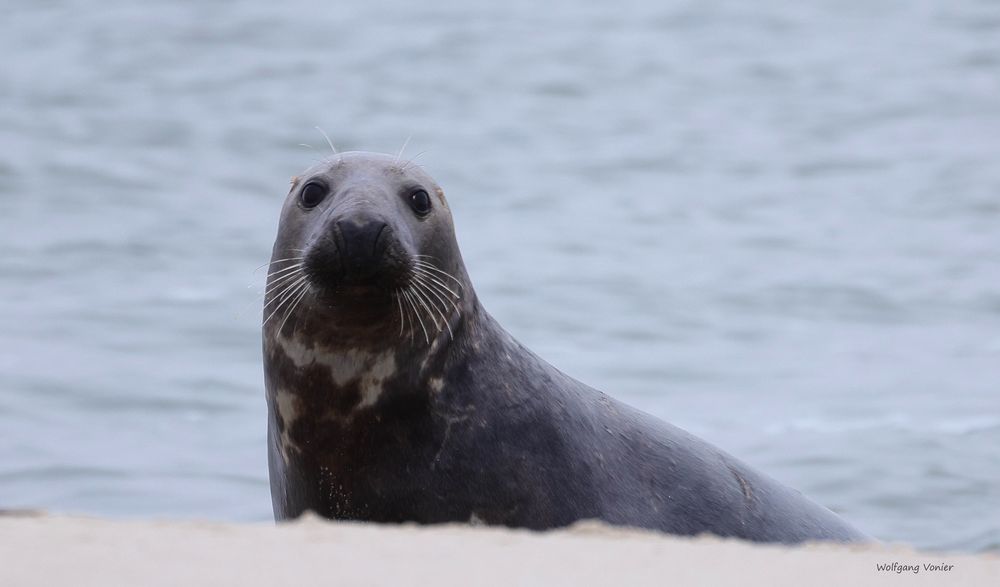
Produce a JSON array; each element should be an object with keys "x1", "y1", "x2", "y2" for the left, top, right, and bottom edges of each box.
[
  {"x1": 332, "y1": 221, "x2": 346, "y2": 252},
  {"x1": 330, "y1": 217, "x2": 391, "y2": 282},
  {"x1": 373, "y1": 223, "x2": 388, "y2": 257}
]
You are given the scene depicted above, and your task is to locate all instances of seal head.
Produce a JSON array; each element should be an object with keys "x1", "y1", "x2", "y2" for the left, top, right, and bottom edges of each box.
[{"x1": 266, "y1": 151, "x2": 468, "y2": 345}]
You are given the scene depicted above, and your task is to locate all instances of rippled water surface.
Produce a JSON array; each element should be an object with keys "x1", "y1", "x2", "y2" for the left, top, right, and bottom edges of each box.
[{"x1": 2, "y1": 0, "x2": 999, "y2": 552}]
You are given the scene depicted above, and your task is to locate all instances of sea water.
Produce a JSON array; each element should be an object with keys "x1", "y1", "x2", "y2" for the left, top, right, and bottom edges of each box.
[{"x1": 1, "y1": 0, "x2": 998, "y2": 552}]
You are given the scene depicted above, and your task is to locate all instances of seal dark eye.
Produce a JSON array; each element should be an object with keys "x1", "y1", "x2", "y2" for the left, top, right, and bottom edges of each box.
[
  {"x1": 410, "y1": 189, "x2": 432, "y2": 216},
  {"x1": 300, "y1": 182, "x2": 327, "y2": 209}
]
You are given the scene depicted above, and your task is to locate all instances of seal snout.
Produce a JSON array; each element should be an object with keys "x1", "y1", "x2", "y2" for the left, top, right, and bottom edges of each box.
[{"x1": 305, "y1": 211, "x2": 406, "y2": 291}]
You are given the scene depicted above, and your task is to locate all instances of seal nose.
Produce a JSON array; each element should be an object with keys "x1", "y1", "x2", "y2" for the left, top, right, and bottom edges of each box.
[{"x1": 334, "y1": 216, "x2": 389, "y2": 279}]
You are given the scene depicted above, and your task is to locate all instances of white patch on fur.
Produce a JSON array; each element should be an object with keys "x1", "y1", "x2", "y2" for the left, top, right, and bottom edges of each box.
[
  {"x1": 357, "y1": 351, "x2": 396, "y2": 408},
  {"x1": 275, "y1": 389, "x2": 300, "y2": 463},
  {"x1": 278, "y1": 336, "x2": 369, "y2": 386},
  {"x1": 429, "y1": 377, "x2": 444, "y2": 392},
  {"x1": 276, "y1": 335, "x2": 317, "y2": 367},
  {"x1": 278, "y1": 336, "x2": 398, "y2": 413}
]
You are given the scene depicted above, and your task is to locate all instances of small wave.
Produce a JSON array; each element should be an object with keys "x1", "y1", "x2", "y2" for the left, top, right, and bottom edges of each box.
[
  {"x1": 765, "y1": 414, "x2": 1000, "y2": 436},
  {"x1": 0, "y1": 465, "x2": 131, "y2": 482},
  {"x1": 931, "y1": 416, "x2": 1000, "y2": 435},
  {"x1": 161, "y1": 286, "x2": 226, "y2": 304}
]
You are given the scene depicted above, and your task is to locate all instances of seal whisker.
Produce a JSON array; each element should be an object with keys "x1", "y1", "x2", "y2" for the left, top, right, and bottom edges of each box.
[
  {"x1": 257, "y1": 262, "x2": 305, "y2": 282},
  {"x1": 394, "y1": 135, "x2": 412, "y2": 166},
  {"x1": 395, "y1": 289, "x2": 406, "y2": 337},
  {"x1": 277, "y1": 281, "x2": 311, "y2": 335},
  {"x1": 396, "y1": 289, "x2": 411, "y2": 340},
  {"x1": 266, "y1": 257, "x2": 305, "y2": 267},
  {"x1": 263, "y1": 274, "x2": 306, "y2": 311},
  {"x1": 315, "y1": 126, "x2": 339, "y2": 159},
  {"x1": 401, "y1": 150, "x2": 429, "y2": 172},
  {"x1": 413, "y1": 283, "x2": 461, "y2": 330},
  {"x1": 401, "y1": 288, "x2": 426, "y2": 343},
  {"x1": 241, "y1": 262, "x2": 304, "y2": 318},
  {"x1": 268, "y1": 257, "x2": 305, "y2": 269},
  {"x1": 264, "y1": 257, "x2": 305, "y2": 266},
  {"x1": 413, "y1": 259, "x2": 456, "y2": 274},
  {"x1": 413, "y1": 261, "x2": 465, "y2": 289},
  {"x1": 414, "y1": 275, "x2": 457, "y2": 340},
  {"x1": 266, "y1": 278, "x2": 308, "y2": 328},
  {"x1": 262, "y1": 276, "x2": 307, "y2": 323},
  {"x1": 276, "y1": 285, "x2": 307, "y2": 334},
  {"x1": 254, "y1": 256, "x2": 305, "y2": 273},
  {"x1": 409, "y1": 280, "x2": 443, "y2": 332},
  {"x1": 262, "y1": 269, "x2": 305, "y2": 299},
  {"x1": 413, "y1": 261, "x2": 459, "y2": 282},
  {"x1": 265, "y1": 262, "x2": 306, "y2": 280},
  {"x1": 262, "y1": 273, "x2": 303, "y2": 306},
  {"x1": 266, "y1": 263, "x2": 304, "y2": 279},
  {"x1": 412, "y1": 267, "x2": 461, "y2": 299},
  {"x1": 401, "y1": 288, "x2": 417, "y2": 342},
  {"x1": 275, "y1": 280, "x2": 309, "y2": 332},
  {"x1": 412, "y1": 268, "x2": 459, "y2": 302},
  {"x1": 413, "y1": 257, "x2": 463, "y2": 283},
  {"x1": 402, "y1": 288, "x2": 429, "y2": 344},
  {"x1": 412, "y1": 278, "x2": 452, "y2": 340},
  {"x1": 259, "y1": 274, "x2": 302, "y2": 296},
  {"x1": 413, "y1": 271, "x2": 462, "y2": 311}
]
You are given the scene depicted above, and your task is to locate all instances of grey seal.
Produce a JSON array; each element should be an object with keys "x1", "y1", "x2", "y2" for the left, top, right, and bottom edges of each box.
[{"x1": 262, "y1": 151, "x2": 868, "y2": 544}]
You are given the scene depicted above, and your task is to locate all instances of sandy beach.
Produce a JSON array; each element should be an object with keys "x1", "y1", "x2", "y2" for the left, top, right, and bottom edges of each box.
[{"x1": 0, "y1": 513, "x2": 995, "y2": 586}]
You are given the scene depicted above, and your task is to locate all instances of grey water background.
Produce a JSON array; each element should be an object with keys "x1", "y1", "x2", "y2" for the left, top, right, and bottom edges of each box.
[{"x1": 1, "y1": 0, "x2": 998, "y2": 553}]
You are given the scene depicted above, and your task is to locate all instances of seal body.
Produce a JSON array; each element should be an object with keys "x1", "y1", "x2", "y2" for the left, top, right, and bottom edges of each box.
[{"x1": 263, "y1": 152, "x2": 868, "y2": 544}]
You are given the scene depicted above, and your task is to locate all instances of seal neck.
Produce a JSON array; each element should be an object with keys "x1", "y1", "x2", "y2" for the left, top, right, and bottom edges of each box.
[{"x1": 263, "y1": 282, "x2": 481, "y2": 415}]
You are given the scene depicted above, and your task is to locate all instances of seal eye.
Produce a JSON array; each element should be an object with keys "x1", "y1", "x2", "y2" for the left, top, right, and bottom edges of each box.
[
  {"x1": 300, "y1": 182, "x2": 327, "y2": 209},
  {"x1": 410, "y1": 189, "x2": 432, "y2": 216}
]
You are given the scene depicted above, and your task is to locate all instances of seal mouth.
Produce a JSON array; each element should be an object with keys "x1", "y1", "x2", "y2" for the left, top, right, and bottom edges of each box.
[
  {"x1": 304, "y1": 254, "x2": 409, "y2": 299},
  {"x1": 289, "y1": 252, "x2": 464, "y2": 345}
]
